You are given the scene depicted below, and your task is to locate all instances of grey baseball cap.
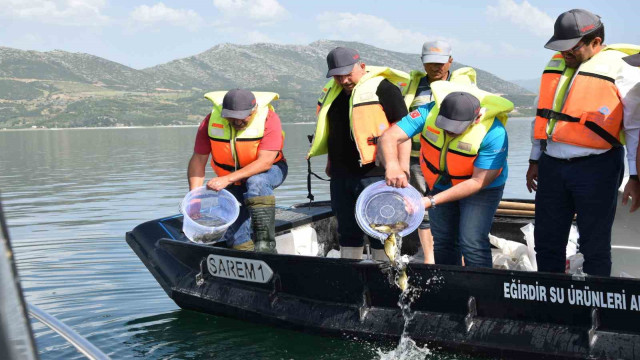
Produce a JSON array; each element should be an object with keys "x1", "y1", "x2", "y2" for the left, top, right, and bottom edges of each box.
[
  {"x1": 421, "y1": 40, "x2": 452, "y2": 64},
  {"x1": 435, "y1": 92, "x2": 481, "y2": 134},
  {"x1": 624, "y1": 53, "x2": 640, "y2": 67},
  {"x1": 326, "y1": 47, "x2": 360, "y2": 78},
  {"x1": 221, "y1": 89, "x2": 256, "y2": 119},
  {"x1": 545, "y1": 9, "x2": 602, "y2": 51}
]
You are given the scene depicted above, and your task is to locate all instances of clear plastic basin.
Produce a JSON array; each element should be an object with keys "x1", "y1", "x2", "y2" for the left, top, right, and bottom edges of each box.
[
  {"x1": 355, "y1": 180, "x2": 425, "y2": 242},
  {"x1": 180, "y1": 186, "x2": 240, "y2": 243}
]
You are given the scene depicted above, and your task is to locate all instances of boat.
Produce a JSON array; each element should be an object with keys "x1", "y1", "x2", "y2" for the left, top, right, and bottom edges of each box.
[{"x1": 126, "y1": 194, "x2": 640, "y2": 359}]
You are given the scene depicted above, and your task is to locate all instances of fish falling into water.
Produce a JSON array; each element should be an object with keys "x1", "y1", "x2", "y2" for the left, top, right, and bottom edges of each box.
[{"x1": 370, "y1": 221, "x2": 409, "y2": 291}]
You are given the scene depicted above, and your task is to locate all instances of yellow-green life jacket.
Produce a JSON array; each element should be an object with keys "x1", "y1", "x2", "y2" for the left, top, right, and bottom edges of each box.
[
  {"x1": 404, "y1": 67, "x2": 477, "y2": 157},
  {"x1": 307, "y1": 66, "x2": 409, "y2": 165}
]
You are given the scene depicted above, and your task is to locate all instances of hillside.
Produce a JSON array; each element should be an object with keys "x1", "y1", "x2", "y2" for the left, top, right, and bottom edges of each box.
[
  {"x1": 0, "y1": 41, "x2": 535, "y2": 129},
  {"x1": 511, "y1": 78, "x2": 541, "y2": 94},
  {"x1": 0, "y1": 47, "x2": 152, "y2": 88}
]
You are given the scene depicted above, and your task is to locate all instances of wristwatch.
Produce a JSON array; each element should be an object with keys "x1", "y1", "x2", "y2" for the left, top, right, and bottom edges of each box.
[
  {"x1": 529, "y1": 159, "x2": 539, "y2": 165},
  {"x1": 427, "y1": 195, "x2": 436, "y2": 209}
]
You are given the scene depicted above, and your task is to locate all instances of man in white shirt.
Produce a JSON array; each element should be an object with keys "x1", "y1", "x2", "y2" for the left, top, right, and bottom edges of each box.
[
  {"x1": 525, "y1": 9, "x2": 640, "y2": 276},
  {"x1": 624, "y1": 53, "x2": 640, "y2": 181}
]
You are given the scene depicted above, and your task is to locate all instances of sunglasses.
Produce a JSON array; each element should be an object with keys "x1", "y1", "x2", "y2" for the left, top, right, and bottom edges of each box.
[{"x1": 564, "y1": 42, "x2": 585, "y2": 54}]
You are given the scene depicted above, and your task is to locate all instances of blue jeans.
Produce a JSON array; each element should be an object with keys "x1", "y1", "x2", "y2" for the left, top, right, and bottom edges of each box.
[
  {"x1": 330, "y1": 174, "x2": 385, "y2": 249},
  {"x1": 222, "y1": 160, "x2": 288, "y2": 247},
  {"x1": 534, "y1": 148, "x2": 624, "y2": 276},
  {"x1": 429, "y1": 185, "x2": 504, "y2": 268}
]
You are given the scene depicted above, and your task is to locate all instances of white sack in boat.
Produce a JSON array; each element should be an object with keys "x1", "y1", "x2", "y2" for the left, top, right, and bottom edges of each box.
[
  {"x1": 519, "y1": 223, "x2": 580, "y2": 272},
  {"x1": 490, "y1": 234, "x2": 535, "y2": 271},
  {"x1": 275, "y1": 225, "x2": 319, "y2": 256}
]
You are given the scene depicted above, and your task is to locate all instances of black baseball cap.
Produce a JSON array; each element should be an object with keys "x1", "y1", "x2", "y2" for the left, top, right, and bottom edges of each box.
[
  {"x1": 624, "y1": 53, "x2": 640, "y2": 67},
  {"x1": 221, "y1": 89, "x2": 256, "y2": 119},
  {"x1": 326, "y1": 47, "x2": 360, "y2": 78},
  {"x1": 435, "y1": 92, "x2": 481, "y2": 134},
  {"x1": 545, "y1": 9, "x2": 602, "y2": 51}
]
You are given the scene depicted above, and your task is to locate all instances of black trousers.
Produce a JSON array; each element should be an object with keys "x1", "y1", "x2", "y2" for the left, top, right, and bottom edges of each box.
[
  {"x1": 534, "y1": 147, "x2": 624, "y2": 276},
  {"x1": 330, "y1": 174, "x2": 385, "y2": 249}
]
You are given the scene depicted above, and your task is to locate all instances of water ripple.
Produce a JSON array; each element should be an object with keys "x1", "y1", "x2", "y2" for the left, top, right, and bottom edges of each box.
[{"x1": 1, "y1": 122, "x2": 533, "y2": 359}]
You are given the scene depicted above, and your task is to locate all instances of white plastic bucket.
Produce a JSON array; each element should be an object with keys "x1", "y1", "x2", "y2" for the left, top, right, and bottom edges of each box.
[
  {"x1": 355, "y1": 180, "x2": 425, "y2": 242},
  {"x1": 180, "y1": 186, "x2": 240, "y2": 243}
]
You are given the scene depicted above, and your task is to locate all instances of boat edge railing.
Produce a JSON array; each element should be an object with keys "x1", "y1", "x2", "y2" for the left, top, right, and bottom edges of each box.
[{"x1": 27, "y1": 302, "x2": 110, "y2": 360}]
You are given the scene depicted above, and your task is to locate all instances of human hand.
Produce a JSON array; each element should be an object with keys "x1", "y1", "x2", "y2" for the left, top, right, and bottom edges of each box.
[
  {"x1": 385, "y1": 163, "x2": 408, "y2": 188},
  {"x1": 207, "y1": 176, "x2": 232, "y2": 191},
  {"x1": 622, "y1": 178, "x2": 640, "y2": 213},
  {"x1": 526, "y1": 164, "x2": 538, "y2": 193},
  {"x1": 325, "y1": 162, "x2": 331, "y2": 178}
]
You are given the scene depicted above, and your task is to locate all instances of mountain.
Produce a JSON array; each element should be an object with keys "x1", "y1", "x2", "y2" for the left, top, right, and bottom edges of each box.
[
  {"x1": 0, "y1": 46, "x2": 152, "y2": 88},
  {"x1": 0, "y1": 41, "x2": 535, "y2": 129},
  {"x1": 511, "y1": 78, "x2": 541, "y2": 94}
]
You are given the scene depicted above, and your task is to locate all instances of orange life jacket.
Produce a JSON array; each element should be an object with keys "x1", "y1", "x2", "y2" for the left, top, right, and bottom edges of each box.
[
  {"x1": 420, "y1": 126, "x2": 481, "y2": 188},
  {"x1": 418, "y1": 81, "x2": 513, "y2": 189},
  {"x1": 533, "y1": 45, "x2": 640, "y2": 149},
  {"x1": 205, "y1": 91, "x2": 284, "y2": 178}
]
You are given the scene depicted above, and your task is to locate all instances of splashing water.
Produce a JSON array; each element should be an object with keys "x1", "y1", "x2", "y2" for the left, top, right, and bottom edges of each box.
[
  {"x1": 376, "y1": 338, "x2": 431, "y2": 360},
  {"x1": 376, "y1": 234, "x2": 432, "y2": 359}
]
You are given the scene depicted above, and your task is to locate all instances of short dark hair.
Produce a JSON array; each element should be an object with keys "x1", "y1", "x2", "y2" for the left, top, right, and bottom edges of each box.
[{"x1": 582, "y1": 25, "x2": 605, "y2": 45}]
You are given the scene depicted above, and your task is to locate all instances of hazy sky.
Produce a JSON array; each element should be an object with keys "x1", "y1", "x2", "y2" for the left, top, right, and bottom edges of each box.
[{"x1": 1, "y1": 0, "x2": 639, "y2": 80}]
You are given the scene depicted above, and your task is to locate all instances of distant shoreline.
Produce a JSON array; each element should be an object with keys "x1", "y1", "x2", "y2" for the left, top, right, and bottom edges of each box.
[
  {"x1": 0, "y1": 117, "x2": 535, "y2": 132},
  {"x1": 0, "y1": 124, "x2": 198, "y2": 132}
]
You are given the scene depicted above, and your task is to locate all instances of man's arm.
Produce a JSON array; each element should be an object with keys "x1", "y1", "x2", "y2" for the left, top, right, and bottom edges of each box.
[
  {"x1": 637, "y1": 132, "x2": 640, "y2": 179},
  {"x1": 379, "y1": 124, "x2": 412, "y2": 187},
  {"x1": 622, "y1": 129, "x2": 640, "y2": 212},
  {"x1": 189, "y1": 115, "x2": 213, "y2": 190},
  {"x1": 188, "y1": 152, "x2": 209, "y2": 190},
  {"x1": 526, "y1": 119, "x2": 542, "y2": 193},
  {"x1": 398, "y1": 137, "x2": 412, "y2": 177},
  {"x1": 620, "y1": 62, "x2": 640, "y2": 212},
  {"x1": 207, "y1": 150, "x2": 280, "y2": 191}
]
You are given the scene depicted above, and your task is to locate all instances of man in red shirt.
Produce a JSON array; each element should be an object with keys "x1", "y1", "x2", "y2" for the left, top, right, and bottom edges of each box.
[{"x1": 187, "y1": 89, "x2": 287, "y2": 252}]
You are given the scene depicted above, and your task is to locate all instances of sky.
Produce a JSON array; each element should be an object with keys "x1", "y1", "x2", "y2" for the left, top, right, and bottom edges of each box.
[{"x1": 1, "y1": 0, "x2": 639, "y2": 81}]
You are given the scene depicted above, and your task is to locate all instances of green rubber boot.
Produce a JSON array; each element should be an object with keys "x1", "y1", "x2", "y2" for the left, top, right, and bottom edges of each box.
[{"x1": 245, "y1": 195, "x2": 277, "y2": 254}]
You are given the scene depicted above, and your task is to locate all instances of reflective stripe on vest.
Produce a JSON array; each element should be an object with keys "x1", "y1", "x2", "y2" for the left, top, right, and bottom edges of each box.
[
  {"x1": 205, "y1": 91, "x2": 283, "y2": 177},
  {"x1": 419, "y1": 81, "x2": 513, "y2": 189},
  {"x1": 307, "y1": 66, "x2": 409, "y2": 165},
  {"x1": 404, "y1": 67, "x2": 478, "y2": 158},
  {"x1": 533, "y1": 44, "x2": 640, "y2": 149}
]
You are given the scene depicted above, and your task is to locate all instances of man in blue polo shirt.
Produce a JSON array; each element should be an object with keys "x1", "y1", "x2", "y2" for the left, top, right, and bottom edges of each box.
[{"x1": 379, "y1": 83, "x2": 512, "y2": 268}]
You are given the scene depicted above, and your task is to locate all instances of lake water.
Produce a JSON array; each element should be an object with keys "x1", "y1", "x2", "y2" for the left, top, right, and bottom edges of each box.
[{"x1": 0, "y1": 120, "x2": 536, "y2": 359}]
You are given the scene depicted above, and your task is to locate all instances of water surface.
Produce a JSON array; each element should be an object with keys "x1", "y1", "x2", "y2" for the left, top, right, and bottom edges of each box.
[{"x1": 0, "y1": 121, "x2": 535, "y2": 359}]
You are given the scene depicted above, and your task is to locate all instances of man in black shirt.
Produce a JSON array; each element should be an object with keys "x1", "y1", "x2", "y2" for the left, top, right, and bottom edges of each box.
[{"x1": 308, "y1": 47, "x2": 409, "y2": 259}]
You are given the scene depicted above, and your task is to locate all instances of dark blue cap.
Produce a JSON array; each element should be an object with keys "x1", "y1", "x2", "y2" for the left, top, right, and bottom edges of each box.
[
  {"x1": 221, "y1": 89, "x2": 256, "y2": 119},
  {"x1": 435, "y1": 92, "x2": 481, "y2": 134},
  {"x1": 326, "y1": 47, "x2": 360, "y2": 78},
  {"x1": 545, "y1": 9, "x2": 602, "y2": 51}
]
